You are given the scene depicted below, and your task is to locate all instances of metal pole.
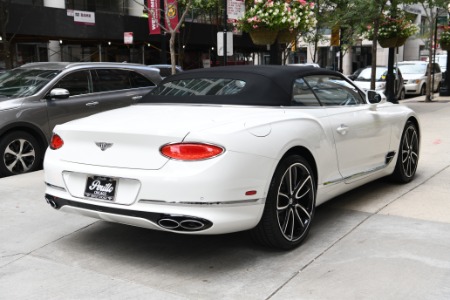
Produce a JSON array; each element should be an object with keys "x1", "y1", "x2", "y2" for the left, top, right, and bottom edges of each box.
[
  {"x1": 432, "y1": 9, "x2": 439, "y2": 100},
  {"x1": 223, "y1": 0, "x2": 227, "y2": 66},
  {"x1": 385, "y1": 1, "x2": 397, "y2": 103}
]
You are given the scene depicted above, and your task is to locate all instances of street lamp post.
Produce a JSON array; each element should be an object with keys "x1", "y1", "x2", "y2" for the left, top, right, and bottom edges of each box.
[{"x1": 385, "y1": 0, "x2": 398, "y2": 104}]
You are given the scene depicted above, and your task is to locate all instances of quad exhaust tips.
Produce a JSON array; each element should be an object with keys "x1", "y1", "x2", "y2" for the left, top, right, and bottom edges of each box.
[{"x1": 158, "y1": 216, "x2": 212, "y2": 232}]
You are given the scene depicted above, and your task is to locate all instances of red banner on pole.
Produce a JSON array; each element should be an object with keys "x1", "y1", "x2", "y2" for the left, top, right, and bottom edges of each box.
[
  {"x1": 165, "y1": 0, "x2": 179, "y2": 32},
  {"x1": 148, "y1": 0, "x2": 160, "y2": 35}
]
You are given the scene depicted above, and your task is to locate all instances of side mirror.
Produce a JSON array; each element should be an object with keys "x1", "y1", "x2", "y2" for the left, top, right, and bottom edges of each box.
[
  {"x1": 48, "y1": 88, "x2": 70, "y2": 100},
  {"x1": 367, "y1": 90, "x2": 382, "y2": 104}
]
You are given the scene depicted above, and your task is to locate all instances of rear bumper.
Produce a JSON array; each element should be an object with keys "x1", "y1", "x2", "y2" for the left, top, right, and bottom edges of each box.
[{"x1": 44, "y1": 192, "x2": 265, "y2": 234}]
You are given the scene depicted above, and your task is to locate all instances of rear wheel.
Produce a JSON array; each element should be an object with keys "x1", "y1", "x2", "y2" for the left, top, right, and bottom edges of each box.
[
  {"x1": 391, "y1": 121, "x2": 419, "y2": 183},
  {"x1": 252, "y1": 155, "x2": 316, "y2": 250},
  {"x1": 0, "y1": 131, "x2": 42, "y2": 177}
]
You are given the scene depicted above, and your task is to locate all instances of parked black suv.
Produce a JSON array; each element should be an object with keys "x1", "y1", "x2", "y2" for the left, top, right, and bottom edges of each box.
[{"x1": 0, "y1": 62, "x2": 162, "y2": 177}]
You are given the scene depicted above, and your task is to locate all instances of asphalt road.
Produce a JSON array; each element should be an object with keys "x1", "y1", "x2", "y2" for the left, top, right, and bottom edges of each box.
[{"x1": 1, "y1": 97, "x2": 450, "y2": 299}]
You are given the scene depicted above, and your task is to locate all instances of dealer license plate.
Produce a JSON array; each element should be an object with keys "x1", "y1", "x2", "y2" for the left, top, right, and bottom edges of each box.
[{"x1": 84, "y1": 176, "x2": 117, "y2": 201}]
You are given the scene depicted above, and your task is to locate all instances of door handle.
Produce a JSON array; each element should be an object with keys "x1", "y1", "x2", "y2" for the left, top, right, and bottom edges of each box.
[
  {"x1": 132, "y1": 95, "x2": 143, "y2": 100},
  {"x1": 86, "y1": 101, "x2": 99, "y2": 107},
  {"x1": 336, "y1": 124, "x2": 349, "y2": 135}
]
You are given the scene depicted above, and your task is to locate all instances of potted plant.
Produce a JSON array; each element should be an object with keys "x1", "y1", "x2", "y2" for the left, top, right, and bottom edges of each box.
[
  {"x1": 367, "y1": 11, "x2": 418, "y2": 48},
  {"x1": 236, "y1": 0, "x2": 316, "y2": 46},
  {"x1": 277, "y1": 0, "x2": 316, "y2": 44},
  {"x1": 439, "y1": 26, "x2": 450, "y2": 51}
]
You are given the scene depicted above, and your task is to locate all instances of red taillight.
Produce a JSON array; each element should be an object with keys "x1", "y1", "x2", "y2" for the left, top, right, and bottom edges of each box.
[
  {"x1": 160, "y1": 143, "x2": 224, "y2": 161},
  {"x1": 50, "y1": 133, "x2": 64, "y2": 150}
]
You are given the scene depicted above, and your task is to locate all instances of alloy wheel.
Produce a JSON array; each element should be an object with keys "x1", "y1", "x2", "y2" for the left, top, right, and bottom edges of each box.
[
  {"x1": 4, "y1": 138, "x2": 36, "y2": 174},
  {"x1": 400, "y1": 125, "x2": 419, "y2": 178},
  {"x1": 276, "y1": 162, "x2": 315, "y2": 242}
]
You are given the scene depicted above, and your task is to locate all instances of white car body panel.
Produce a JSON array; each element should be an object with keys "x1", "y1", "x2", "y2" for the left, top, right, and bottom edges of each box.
[{"x1": 44, "y1": 98, "x2": 417, "y2": 235}]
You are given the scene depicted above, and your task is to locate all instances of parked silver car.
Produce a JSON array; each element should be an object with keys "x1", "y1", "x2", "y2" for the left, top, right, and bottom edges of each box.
[
  {"x1": 397, "y1": 61, "x2": 442, "y2": 96},
  {"x1": 0, "y1": 62, "x2": 162, "y2": 177}
]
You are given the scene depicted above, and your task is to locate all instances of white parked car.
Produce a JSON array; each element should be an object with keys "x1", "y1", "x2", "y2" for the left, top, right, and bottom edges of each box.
[
  {"x1": 397, "y1": 61, "x2": 442, "y2": 96},
  {"x1": 44, "y1": 66, "x2": 420, "y2": 250}
]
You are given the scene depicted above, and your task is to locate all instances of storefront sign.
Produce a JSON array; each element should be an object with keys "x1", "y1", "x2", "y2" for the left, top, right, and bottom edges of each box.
[{"x1": 74, "y1": 10, "x2": 95, "y2": 26}]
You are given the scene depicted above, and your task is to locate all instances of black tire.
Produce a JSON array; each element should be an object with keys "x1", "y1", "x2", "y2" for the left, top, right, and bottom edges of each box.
[
  {"x1": 0, "y1": 131, "x2": 42, "y2": 177},
  {"x1": 398, "y1": 89, "x2": 406, "y2": 100},
  {"x1": 420, "y1": 84, "x2": 426, "y2": 96},
  {"x1": 251, "y1": 155, "x2": 316, "y2": 250},
  {"x1": 391, "y1": 121, "x2": 419, "y2": 183}
]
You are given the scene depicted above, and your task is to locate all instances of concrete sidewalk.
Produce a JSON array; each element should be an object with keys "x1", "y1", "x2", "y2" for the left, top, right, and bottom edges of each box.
[{"x1": 1, "y1": 98, "x2": 450, "y2": 299}]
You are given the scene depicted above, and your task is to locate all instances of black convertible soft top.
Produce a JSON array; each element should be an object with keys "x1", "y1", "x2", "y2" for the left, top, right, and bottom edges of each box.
[{"x1": 140, "y1": 65, "x2": 345, "y2": 106}]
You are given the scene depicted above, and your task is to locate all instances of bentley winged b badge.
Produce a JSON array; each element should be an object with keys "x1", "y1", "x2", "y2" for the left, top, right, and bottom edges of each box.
[{"x1": 95, "y1": 142, "x2": 113, "y2": 151}]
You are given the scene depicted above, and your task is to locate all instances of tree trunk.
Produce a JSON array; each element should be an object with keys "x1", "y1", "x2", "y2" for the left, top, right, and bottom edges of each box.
[{"x1": 425, "y1": 14, "x2": 436, "y2": 102}]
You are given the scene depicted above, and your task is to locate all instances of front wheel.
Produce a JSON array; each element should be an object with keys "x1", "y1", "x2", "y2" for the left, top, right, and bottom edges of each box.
[
  {"x1": 390, "y1": 121, "x2": 419, "y2": 183},
  {"x1": 251, "y1": 155, "x2": 316, "y2": 250},
  {"x1": 420, "y1": 84, "x2": 426, "y2": 96},
  {"x1": 0, "y1": 131, "x2": 42, "y2": 177},
  {"x1": 398, "y1": 89, "x2": 406, "y2": 100}
]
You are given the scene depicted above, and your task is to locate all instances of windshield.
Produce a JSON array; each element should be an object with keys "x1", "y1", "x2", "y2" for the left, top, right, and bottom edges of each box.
[
  {"x1": 0, "y1": 68, "x2": 61, "y2": 99},
  {"x1": 356, "y1": 68, "x2": 388, "y2": 81},
  {"x1": 397, "y1": 64, "x2": 427, "y2": 75}
]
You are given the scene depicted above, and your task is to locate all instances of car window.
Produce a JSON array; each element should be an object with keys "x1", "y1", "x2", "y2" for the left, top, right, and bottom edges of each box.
[
  {"x1": 93, "y1": 69, "x2": 131, "y2": 92},
  {"x1": 129, "y1": 71, "x2": 156, "y2": 88},
  {"x1": 305, "y1": 75, "x2": 365, "y2": 106},
  {"x1": 398, "y1": 64, "x2": 427, "y2": 75},
  {"x1": 291, "y1": 78, "x2": 321, "y2": 106},
  {"x1": 356, "y1": 67, "x2": 389, "y2": 81},
  {"x1": 151, "y1": 78, "x2": 246, "y2": 96},
  {"x1": 0, "y1": 69, "x2": 60, "y2": 98},
  {"x1": 53, "y1": 70, "x2": 91, "y2": 96}
]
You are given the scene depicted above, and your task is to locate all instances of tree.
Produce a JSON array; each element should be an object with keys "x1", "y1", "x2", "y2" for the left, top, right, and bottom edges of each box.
[
  {"x1": 326, "y1": 0, "x2": 390, "y2": 90},
  {"x1": 135, "y1": 0, "x2": 194, "y2": 75},
  {"x1": 303, "y1": 0, "x2": 331, "y2": 65}
]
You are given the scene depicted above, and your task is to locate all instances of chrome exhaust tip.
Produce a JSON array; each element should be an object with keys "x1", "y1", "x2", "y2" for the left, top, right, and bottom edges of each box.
[
  {"x1": 45, "y1": 196, "x2": 58, "y2": 209},
  {"x1": 157, "y1": 215, "x2": 212, "y2": 232},
  {"x1": 158, "y1": 218, "x2": 180, "y2": 229},
  {"x1": 180, "y1": 220, "x2": 205, "y2": 231}
]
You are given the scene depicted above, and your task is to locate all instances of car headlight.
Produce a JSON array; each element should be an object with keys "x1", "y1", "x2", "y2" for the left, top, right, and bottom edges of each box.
[{"x1": 409, "y1": 79, "x2": 421, "y2": 84}]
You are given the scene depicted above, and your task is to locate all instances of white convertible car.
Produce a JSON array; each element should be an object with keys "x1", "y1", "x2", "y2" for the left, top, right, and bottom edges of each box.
[{"x1": 44, "y1": 65, "x2": 420, "y2": 250}]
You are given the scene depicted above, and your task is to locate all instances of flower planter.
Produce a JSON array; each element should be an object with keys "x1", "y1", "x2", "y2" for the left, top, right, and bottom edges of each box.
[
  {"x1": 249, "y1": 28, "x2": 279, "y2": 46},
  {"x1": 277, "y1": 29, "x2": 298, "y2": 44},
  {"x1": 378, "y1": 37, "x2": 399, "y2": 48},
  {"x1": 378, "y1": 36, "x2": 407, "y2": 48}
]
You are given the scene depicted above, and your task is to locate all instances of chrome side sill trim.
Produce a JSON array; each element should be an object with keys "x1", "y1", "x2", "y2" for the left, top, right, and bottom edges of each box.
[
  {"x1": 138, "y1": 198, "x2": 265, "y2": 206},
  {"x1": 323, "y1": 152, "x2": 396, "y2": 186}
]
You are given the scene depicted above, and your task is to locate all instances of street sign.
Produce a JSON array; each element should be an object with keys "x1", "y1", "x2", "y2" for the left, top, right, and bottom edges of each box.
[{"x1": 217, "y1": 32, "x2": 233, "y2": 56}]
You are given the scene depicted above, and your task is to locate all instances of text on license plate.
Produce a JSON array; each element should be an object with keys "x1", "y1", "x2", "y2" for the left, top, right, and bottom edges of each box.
[{"x1": 84, "y1": 176, "x2": 117, "y2": 201}]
